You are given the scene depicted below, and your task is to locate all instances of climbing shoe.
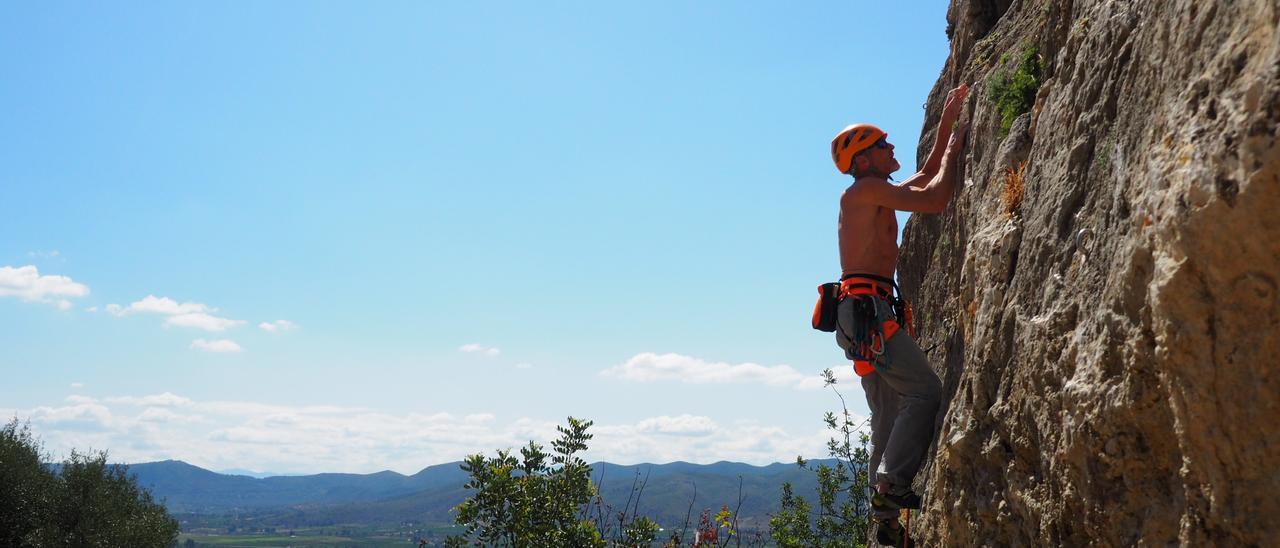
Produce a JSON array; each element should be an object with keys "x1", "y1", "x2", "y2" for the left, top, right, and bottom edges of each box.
[
  {"x1": 871, "y1": 489, "x2": 922, "y2": 512},
  {"x1": 875, "y1": 517, "x2": 905, "y2": 547}
]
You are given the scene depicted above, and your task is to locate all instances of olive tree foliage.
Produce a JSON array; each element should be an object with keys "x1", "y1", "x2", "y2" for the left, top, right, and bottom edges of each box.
[
  {"x1": 769, "y1": 369, "x2": 872, "y2": 547},
  {"x1": 0, "y1": 419, "x2": 179, "y2": 548},
  {"x1": 1, "y1": 419, "x2": 55, "y2": 546},
  {"x1": 445, "y1": 417, "x2": 659, "y2": 547}
]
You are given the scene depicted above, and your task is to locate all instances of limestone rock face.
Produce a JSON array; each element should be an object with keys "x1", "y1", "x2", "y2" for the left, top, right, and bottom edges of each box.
[{"x1": 897, "y1": 1, "x2": 1280, "y2": 545}]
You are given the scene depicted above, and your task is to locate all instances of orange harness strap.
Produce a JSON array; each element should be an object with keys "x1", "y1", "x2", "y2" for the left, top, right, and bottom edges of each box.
[
  {"x1": 840, "y1": 277, "x2": 911, "y2": 377},
  {"x1": 839, "y1": 277, "x2": 895, "y2": 300}
]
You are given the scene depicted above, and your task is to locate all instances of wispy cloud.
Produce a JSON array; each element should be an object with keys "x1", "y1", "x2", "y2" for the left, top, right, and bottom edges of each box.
[
  {"x1": 0, "y1": 265, "x2": 89, "y2": 309},
  {"x1": 190, "y1": 339, "x2": 243, "y2": 353},
  {"x1": 70, "y1": 382, "x2": 84, "y2": 389},
  {"x1": 258, "y1": 320, "x2": 297, "y2": 332},
  {"x1": 27, "y1": 250, "x2": 61, "y2": 259},
  {"x1": 107, "y1": 295, "x2": 206, "y2": 316},
  {"x1": 634, "y1": 414, "x2": 718, "y2": 436},
  {"x1": 600, "y1": 352, "x2": 850, "y2": 390},
  {"x1": 166, "y1": 314, "x2": 241, "y2": 331},
  {"x1": 107, "y1": 295, "x2": 245, "y2": 332},
  {"x1": 514, "y1": 362, "x2": 534, "y2": 370},
  {"x1": 7, "y1": 394, "x2": 844, "y2": 474},
  {"x1": 459, "y1": 343, "x2": 500, "y2": 357},
  {"x1": 105, "y1": 392, "x2": 194, "y2": 407}
]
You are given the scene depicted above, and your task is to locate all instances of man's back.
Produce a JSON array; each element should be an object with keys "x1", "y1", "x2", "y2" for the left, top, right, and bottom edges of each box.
[{"x1": 839, "y1": 177, "x2": 900, "y2": 278}]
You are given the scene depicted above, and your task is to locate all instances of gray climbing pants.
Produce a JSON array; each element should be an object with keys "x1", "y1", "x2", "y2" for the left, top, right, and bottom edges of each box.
[
  {"x1": 861, "y1": 333, "x2": 941, "y2": 517},
  {"x1": 835, "y1": 298, "x2": 942, "y2": 518}
]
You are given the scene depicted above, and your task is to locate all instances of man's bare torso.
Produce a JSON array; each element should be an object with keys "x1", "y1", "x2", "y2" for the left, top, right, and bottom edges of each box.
[{"x1": 839, "y1": 180, "x2": 899, "y2": 278}]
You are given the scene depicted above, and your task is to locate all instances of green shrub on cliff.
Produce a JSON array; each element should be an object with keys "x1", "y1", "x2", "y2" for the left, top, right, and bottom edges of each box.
[{"x1": 989, "y1": 43, "x2": 1043, "y2": 136}]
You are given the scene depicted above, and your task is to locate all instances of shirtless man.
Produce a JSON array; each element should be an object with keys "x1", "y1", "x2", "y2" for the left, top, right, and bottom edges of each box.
[{"x1": 829, "y1": 83, "x2": 968, "y2": 546}]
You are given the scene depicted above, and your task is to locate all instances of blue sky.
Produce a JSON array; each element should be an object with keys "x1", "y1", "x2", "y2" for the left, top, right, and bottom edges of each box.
[{"x1": 2, "y1": 1, "x2": 951, "y2": 473}]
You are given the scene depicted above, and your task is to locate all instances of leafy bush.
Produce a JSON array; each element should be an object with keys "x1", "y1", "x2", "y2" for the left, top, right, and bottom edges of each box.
[
  {"x1": 446, "y1": 417, "x2": 675, "y2": 547},
  {"x1": 447, "y1": 417, "x2": 601, "y2": 546},
  {"x1": 447, "y1": 401, "x2": 873, "y2": 547},
  {"x1": 770, "y1": 369, "x2": 872, "y2": 548},
  {"x1": 988, "y1": 43, "x2": 1043, "y2": 136},
  {"x1": 0, "y1": 419, "x2": 179, "y2": 547}
]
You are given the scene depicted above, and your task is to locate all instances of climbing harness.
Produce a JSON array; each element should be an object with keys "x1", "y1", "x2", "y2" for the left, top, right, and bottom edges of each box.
[{"x1": 811, "y1": 272, "x2": 918, "y2": 377}]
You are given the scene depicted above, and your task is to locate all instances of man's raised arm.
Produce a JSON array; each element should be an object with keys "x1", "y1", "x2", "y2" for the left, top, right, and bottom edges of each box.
[
  {"x1": 850, "y1": 120, "x2": 969, "y2": 213},
  {"x1": 901, "y1": 84, "x2": 968, "y2": 189}
]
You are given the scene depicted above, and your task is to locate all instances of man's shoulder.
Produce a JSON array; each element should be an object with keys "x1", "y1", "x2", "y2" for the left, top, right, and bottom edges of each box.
[
  {"x1": 842, "y1": 176, "x2": 891, "y2": 202},
  {"x1": 850, "y1": 175, "x2": 890, "y2": 187}
]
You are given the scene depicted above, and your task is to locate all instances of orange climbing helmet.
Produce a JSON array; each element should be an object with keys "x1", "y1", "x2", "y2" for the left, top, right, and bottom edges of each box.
[{"x1": 830, "y1": 123, "x2": 887, "y2": 174}]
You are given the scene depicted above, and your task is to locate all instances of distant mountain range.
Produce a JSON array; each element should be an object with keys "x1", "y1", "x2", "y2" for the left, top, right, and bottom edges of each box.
[
  {"x1": 127, "y1": 458, "x2": 851, "y2": 529},
  {"x1": 215, "y1": 468, "x2": 301, "y2": 479}
]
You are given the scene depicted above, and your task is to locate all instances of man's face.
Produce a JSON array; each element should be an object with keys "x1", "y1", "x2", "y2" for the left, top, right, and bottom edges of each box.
[{"x1": 856, "y1": 137, "x2": 900, "y2": 176}]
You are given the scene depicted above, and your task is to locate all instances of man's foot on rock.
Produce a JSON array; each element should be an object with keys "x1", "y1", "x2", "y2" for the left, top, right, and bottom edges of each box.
[
  {"x1": 871, "y1": 488, "x2": 922, "y2": 512},
  {"x1": 875, "y1": 517, "x2": 906, "y2": 547}
]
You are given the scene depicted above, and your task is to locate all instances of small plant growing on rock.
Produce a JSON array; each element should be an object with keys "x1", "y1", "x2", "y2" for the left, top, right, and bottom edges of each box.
[
  {"x1": 988, "y1": 43, "x2": 1043, "y2": 136},
  {"x1": 1001, "y1": 161, "x2": 1028, "y2": 217},
  {"x1": 1096, "y1": 131, "x2": 1115, "y2": 171}
]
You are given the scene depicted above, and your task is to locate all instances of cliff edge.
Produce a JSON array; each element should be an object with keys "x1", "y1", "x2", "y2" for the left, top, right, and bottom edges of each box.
[{"x1": 898, "y1": 1, "x2": 1279, "y2": 545}]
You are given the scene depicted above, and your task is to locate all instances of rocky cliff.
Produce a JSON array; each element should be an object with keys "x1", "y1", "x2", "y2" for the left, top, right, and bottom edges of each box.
[{"x1": 897, "y1": 0, "x2": 1280, "y2": 545}]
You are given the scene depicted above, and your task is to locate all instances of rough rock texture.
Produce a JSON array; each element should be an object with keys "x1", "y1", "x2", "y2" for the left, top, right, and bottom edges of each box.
[{"x1": 897, "y1": 0, "x2": 1280, "y2": 545}]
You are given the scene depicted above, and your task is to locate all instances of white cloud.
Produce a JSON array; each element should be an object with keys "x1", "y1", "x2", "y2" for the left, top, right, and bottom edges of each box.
[
  {"x1": 0, "y1": 265, "x2": 89, "y2": 308},
  {"x1": 28, "y1": 250, "x2": 61, "y2": 259},
  {"x1": 28, "y1": 400, "x2": 114, "y2": 426},
  {"x1": 3, "y1": 393, "x2": 848, "y2": 474},
  {"x1": 635, "y1": 415, "x2": 719, "y2": 436},
  {"x1": 167, "y1": 313, "x2": 244, "y2": 331},
  {"x1": 258, "y1": 320, "x2": 297, "y2": 332},
  {"x1": 70, "y1": 382, "x2": 84, "y2": 389},
  {"x1": 601, "y1": 352, "x2": 849, "y2": 390},
  {"x1": 109, "y1": 295, "x2": 208, "y2": 316},
  {"x1": 514, "y1": 362, "x2": 534, "y2": 370},
  {"x1": 464, "y1": 413, "x2": 496, "y2": 424},
  {"x1": 459, "y1": 343, "x2": 500, "y2": 357},
  {"x1": 105, "y1": 393, "x2": 193, "y2": 407},
  {"x1": 107, "y1": 295, "x2": 244, "y2": 332},
  {"x1": 138, "y1": 408, "x2": 206, "y2": 424},
  {"x1": 85, "y1": 306, "x2": 98, "y2": 313},
  {"x1": 191, "y1": 339, "x2": 243, "y2": 353}
]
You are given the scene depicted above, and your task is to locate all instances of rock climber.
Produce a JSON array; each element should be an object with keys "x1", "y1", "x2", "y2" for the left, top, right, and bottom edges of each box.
[{"x1": 829, "y1": 83, "x2": 969, "y2": 546}]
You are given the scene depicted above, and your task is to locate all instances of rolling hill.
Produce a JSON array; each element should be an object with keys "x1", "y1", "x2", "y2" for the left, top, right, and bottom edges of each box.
[{"x1": 128, "y1": 458, "x2": 850, "y2": 529}]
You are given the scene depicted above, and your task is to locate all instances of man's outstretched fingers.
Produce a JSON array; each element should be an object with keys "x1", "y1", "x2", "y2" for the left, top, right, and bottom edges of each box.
[{"x1": 948, "y1": 122, "x2": 969, "y2": 150}]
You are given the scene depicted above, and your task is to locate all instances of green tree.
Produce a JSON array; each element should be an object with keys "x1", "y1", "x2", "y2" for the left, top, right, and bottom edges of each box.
[
  {"x1": 448, "y1": 417, "x2": 603, "y2": 546},
  {"x1": 447, "y1": 417, "x2": 667, "y2": 547},
  {"x1": 769, "y1": 369, "x2": 872, "y2": 547},
  {"x1": 1, "y1": 420, "x2": 56, "y2": 545},
  {"x1": 0, "y1": 418, "x2": 179, "y2": 547}
]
